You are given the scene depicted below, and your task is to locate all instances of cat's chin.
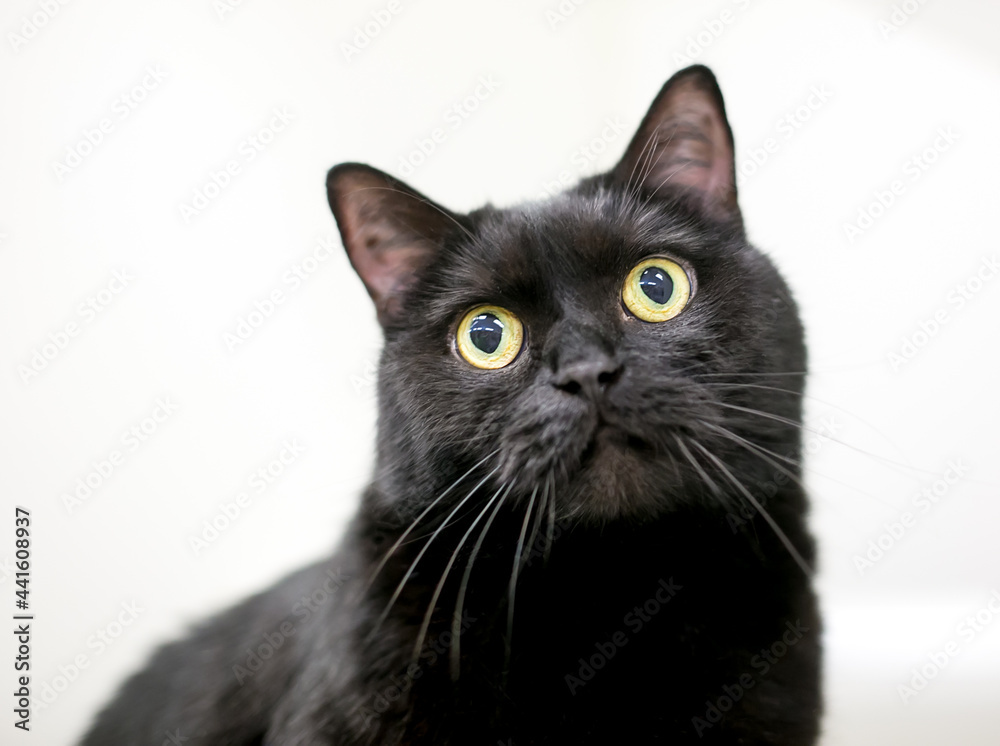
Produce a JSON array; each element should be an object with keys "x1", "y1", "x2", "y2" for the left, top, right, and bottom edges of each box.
[
  {"x1": 580, "y1": 424, "x2": 654, "y2": 465},
  {"x1": 558, "y1": 425, "x2": 680, "y2": 523}
]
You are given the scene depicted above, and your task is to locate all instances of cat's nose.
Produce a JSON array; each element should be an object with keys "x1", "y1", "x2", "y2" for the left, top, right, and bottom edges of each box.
[{"x1": 553, "y1": 356, "x2": 621, "y2": 398}]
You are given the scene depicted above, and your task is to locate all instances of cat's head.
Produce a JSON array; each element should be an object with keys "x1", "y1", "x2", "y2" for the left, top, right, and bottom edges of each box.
[{"x1": 327, "y1": 65, "x2": 805, "y2": 526}]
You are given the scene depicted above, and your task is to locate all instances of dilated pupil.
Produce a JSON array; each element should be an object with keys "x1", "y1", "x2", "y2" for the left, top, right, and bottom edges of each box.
[
  {"x1": 639, "y1": 267, "x2": 673, "y2": 305},
  {"x1": 469, "y1": 313, "x2": 504, "y2": 354}
]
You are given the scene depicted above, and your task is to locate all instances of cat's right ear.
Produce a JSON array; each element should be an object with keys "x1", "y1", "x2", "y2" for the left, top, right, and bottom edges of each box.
[{"x1": 326, "y1": 163, "x2": 457, "y2": 326}]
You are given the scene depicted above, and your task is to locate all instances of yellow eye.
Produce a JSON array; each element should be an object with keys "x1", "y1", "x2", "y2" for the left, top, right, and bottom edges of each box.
[
  {"x1": 456, "y1": 305, "x2": 523, "y2": 369},
  {"x1": 622, "y1": 257, "x2": 691, "y2": 322}
]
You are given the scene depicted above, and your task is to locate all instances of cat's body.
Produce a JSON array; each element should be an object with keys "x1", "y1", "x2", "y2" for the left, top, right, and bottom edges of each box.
[{"x1": 81, "y1": 65, "x2": 821, "y2": 745}]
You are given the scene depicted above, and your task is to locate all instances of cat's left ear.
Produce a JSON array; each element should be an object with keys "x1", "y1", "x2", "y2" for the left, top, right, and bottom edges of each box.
[
  {"x1": 327, "y1": 163, "x2": 457, "y2": 326},
  {"x1": 611, "y1": 65, "x2": 739, "y2": 221}
]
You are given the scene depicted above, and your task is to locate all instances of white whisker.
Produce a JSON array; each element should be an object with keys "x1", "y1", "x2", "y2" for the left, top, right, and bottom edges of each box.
[
  {"x1": 368, "y1": 462, "x2": 501, "y2": 642},
  {"x1": 412, "y1": 482, "x2": 508, "y2": 666},
  {"x1": 689, "y1": 439, "x2": 812, "y2": 576},
  {"x1": 451, "y1": 481, "x2": 514, "y2": 680}
]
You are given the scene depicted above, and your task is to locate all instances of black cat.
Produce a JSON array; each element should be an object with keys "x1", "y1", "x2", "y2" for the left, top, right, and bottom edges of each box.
[{"x1": 80, "y1": 64, "x2": 821, "y2": 745}]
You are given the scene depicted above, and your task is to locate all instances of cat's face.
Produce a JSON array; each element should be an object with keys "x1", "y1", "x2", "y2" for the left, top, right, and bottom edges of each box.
[{"x1": 328, "y1": 66, "x2": 804, "y2": 525}]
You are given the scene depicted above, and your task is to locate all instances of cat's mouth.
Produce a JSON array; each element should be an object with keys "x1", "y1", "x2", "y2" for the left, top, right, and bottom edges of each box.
[
  {"x1": 554, "y1": 420, "x2": 672, "y2": 522},
  {"x1": 498, "y1": 401, "x2": 675, "y2": 522},
  {"x1": 579, "y1": 422, "x2": 654, "y2": 467}
]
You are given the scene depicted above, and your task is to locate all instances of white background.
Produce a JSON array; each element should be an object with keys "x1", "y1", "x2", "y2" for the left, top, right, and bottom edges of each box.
[{"x1": 2, "y1": 0, "x2": 999, "y2": 743}]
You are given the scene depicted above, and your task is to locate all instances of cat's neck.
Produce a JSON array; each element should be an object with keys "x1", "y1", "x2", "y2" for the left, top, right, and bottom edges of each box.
[{"x1": 358, "y1": 493, "x2": 810, "y2": 648}]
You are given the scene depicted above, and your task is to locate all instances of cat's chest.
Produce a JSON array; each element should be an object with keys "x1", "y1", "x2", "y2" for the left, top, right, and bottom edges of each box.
[{"x1": 387, "y1": 538, "x2": 772, "y2": 744}]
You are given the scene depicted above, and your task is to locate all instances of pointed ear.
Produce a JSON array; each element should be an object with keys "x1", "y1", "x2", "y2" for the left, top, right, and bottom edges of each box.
[
  {"x1": 326, "y1": 163, "x2": 458, "y2": 326},
  {"x1": 612, "y1": 65, "x2": 738, "y2": 220}
]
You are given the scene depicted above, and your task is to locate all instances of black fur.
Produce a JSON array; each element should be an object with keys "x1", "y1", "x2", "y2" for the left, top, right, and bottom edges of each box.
[{"x1": 80, "y1": 65, "x2": 821, "y2": 745}]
